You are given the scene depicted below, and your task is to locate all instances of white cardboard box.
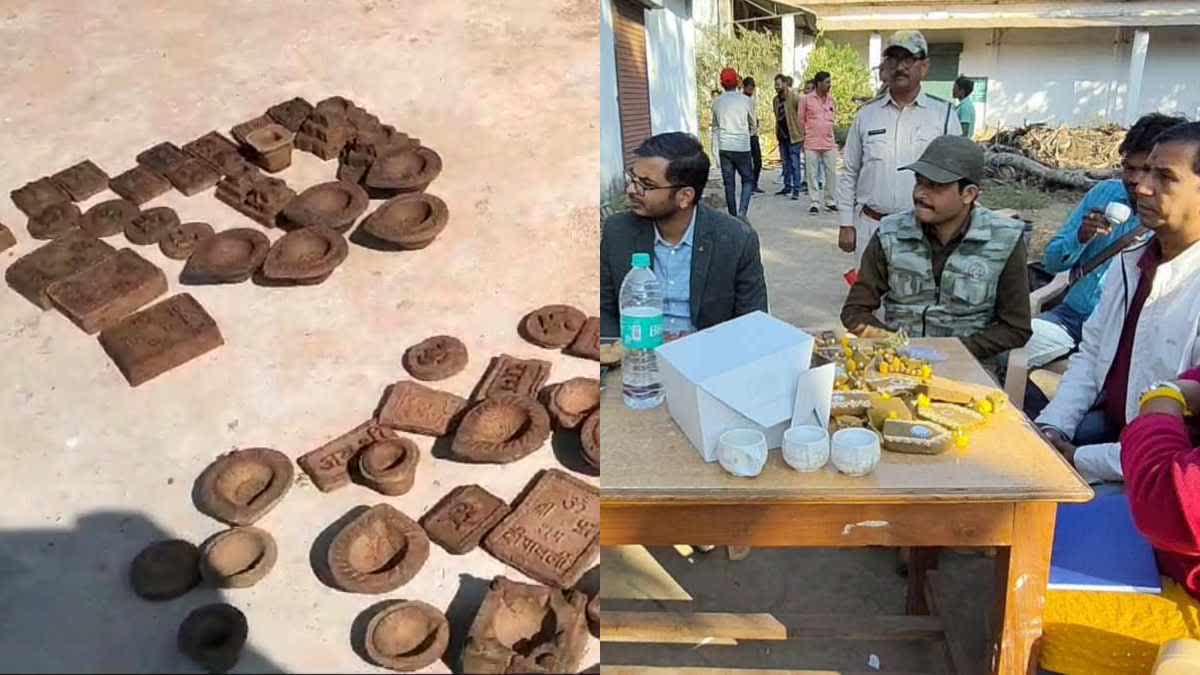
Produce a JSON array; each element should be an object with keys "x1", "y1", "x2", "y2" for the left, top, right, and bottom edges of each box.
[{"x1": 656, "y1": 311, "x2": 815, "y2": 462}]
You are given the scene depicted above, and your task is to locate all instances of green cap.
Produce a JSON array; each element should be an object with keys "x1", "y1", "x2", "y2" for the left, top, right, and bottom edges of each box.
[
  {"x1": 900, "y1": 135, "x2": 984, "y2": 184},
  {"x1": 631, "y1": 252, "x2": 651, "y2": 268},
  {"x1": 884, "y1": 30, "x2": 928, "y2": 58}
]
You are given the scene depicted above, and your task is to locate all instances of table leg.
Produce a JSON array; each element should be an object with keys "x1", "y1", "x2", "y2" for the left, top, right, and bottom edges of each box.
[
  {"x1": 906, "y1": 547, "x2": 940, "y2": 615},
  {"x1": 991, "y1": 502, "x2": 1056, "y2": 675}
]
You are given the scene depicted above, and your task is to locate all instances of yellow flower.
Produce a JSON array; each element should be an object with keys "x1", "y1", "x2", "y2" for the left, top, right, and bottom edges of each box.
[
  {"x1": 977, "y1": 399, "x2": 994, "y2": 415},
  {"x1": 916, "y1": 394, "x2": 931, "y2": 408}
]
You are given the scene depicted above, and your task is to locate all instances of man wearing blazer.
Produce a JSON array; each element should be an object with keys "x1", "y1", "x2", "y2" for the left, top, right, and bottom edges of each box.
[{"x1": 600, "y1": 132, "x2": 768, "y2": 340}]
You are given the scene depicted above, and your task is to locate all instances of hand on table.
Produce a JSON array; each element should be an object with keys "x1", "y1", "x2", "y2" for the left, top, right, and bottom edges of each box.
[
  {"x1": 1077, "y1": 209, "x2": 1111, "y2": 243},
  {"x1": 838, "y1": 225, "x2": 856, "y2": 253},
  {"x1": 1040, "y1": 427, "x2": 1077, "y2": 466},
  {"x1": 848, "y1": 323, "x2": 894, "y2": 340}
]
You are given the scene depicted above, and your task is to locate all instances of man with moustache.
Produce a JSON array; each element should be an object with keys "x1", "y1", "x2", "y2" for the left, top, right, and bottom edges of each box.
[
  {"x1": 1037, "y1": 121, "x2": 1200, "y2": 484},
  {"x1": 840, "y1": 135, "x2": 1031, "y2": 366},
  {"x1": 600, "y1": 132, "x2": 768, "y2": 342}
]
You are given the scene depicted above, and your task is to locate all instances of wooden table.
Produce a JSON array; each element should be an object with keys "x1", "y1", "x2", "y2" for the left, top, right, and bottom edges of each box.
[{"x1": 601, "y1": 338, "x2": 1093, "y2": 675}]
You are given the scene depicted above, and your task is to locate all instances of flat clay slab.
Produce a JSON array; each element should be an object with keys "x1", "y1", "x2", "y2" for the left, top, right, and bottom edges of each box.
[
  {"x1": 461, "y1": 576, "x2": 589, "y2": 675},
  {"x1": 483, "y1": 469, "x2": 599, "y2": 588},
  {"x1": 266, "y1": 96, "x2": 314, "y2": 132},
  {"x1": 420, "y1": 484, "x2": 510, "y2": 555},
  {"x1": 327, "y1": 503, "x2": 430, "y2": 594},
  {"x1": 165, "y1": 157, "x2": 222, "y2": 196},
  {"x1": 81, "y1": 198, "x2": 140, "y2": 238},
  {"x1": 47, "y1": 248, "x2": 168, "y2": 334},
  {"x1": 363, "y1": 600, "x2": 450, "y2": 672},
  {"x1": 178, "y1": 604, "x2": 247, "y2": 674},
  {"x1": 452, "y1": 394, "x2": 552, "y2": 464},
  {"x1": 98, "y1": 293, "x2": 224, "y2": 386},
  {"x1": 137, "y1": 142, "x2": 189, "y2": 177},
  {"x1": 522, "y1": 304, "x2": 587, "y2": 348},
  {"x1": 259, "y1": 225, "x2": 348, "y2": 285},
  {"x1": 183, "y1": 131, "x2": 247, "y2": 176},
  {"x1": 0, "y1": 224, "x2": 15, "y2": 253},
  {"x1": 473, "y1": 354, "x2": 552, "y2": 400},
  {"x1": 358, "y1": 192, "x2": 448, "y2": 250},
  {"x1": 109, "y1": 166, "x2": 171, "y2": 205},
  {"x1": 159, "y1": 221, "x2": 215, "y2": 260},
  {"x1": 50, "y1": 159, "x2": 109, "y2": 201},
  {"x1": 377, "y1": 381, "x2": 467, "y2": 436},
  {"x1": 180, "y1": 228, "x2": 270, "y2": 285},
  {"x1": 402, "y1": 335, "x2": 468, "y2": 381},
  {"x1": 11, "y1": 177, "x2": 69, "y2": 217},
  {"x1": 297, "y1": 420, "x2": 399, "y2": 492},
  {"x1": 126, "y1": 206, "x2": 180, "y2": 246},
  {"x1": 27, "y1": 201, "x2": 81, "y2": 240},
  {"x1": 130, "y1": 539, "x2": 201, "y2": 601},
  {"x1": 6, "y1": 232, "x2": 116, "y2": 309},
  {"x1": 566, "y1": 316, "x2": 601, "y2": 361},
  {"x1": 278, "y1": 180, "x2": 369, "y2": 232},
  {"x1": 194, "y1": 447, "x2": 293, "y2": 526}
]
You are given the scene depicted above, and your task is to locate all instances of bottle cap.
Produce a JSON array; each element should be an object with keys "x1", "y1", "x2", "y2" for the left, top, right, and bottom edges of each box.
[{"x1": 631, "y1": 252, "x2": 651, "y2": 268}]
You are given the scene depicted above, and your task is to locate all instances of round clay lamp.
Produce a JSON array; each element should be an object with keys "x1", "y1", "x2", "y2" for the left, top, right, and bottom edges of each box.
[
  {"x1": 193, "y1": 447, "x2": 293, "y2": 526},
  {"x1": 181, "y1": 227, "x2": 270, "y2": 284},
  {"x1": 160, "y1": 221, "x2": 215, "y2": 260},
  {"x1": 363, "y1": 145, "x2": 443, "y2": 197},
  {"x1": 357, "y1": 437, "x2": 420, "y2": 496},
  {"x1": 358, "y1": 192, "x2": 448, "y2": 250},
  {"x1": 199, "y1": 526, "x2": 278, "y2": 588},
  {"x1": 260, "y1": 224, "x2": 348, "y2": 285},
  {"x1": 547, "y1": 378, "x2": 600, "y2": 429},
  {"x1": 363, "y1": 600, "x2": 450, "y2": 672},
  {"x1": 177, "y1": 603, "x2": 247, "y2": 674},
  {"x1": 451, "y1": 394, "x2": 552, "y2": 464},
  {"x1": 327, "y1": 504, "x2": 430, "y2": 594},
  {"x1": 81, "y1": 198, "x2": 139, "y2": 237},
  {"x1": 279, "y1": 180, "x2": 369, "y2": 232},
  {"x1": 580, "y1": 411, "x2": 599, "y2": 470}
]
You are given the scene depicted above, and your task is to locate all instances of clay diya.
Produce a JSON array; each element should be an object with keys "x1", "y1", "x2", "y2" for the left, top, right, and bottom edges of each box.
[
  {"x1": 452, "y1": 394, "x2": 551, "y2": 464},
  {"x1": 129, "y1": 539, "x2": 201, "y2": 601},
  {"x1": 181, "y1": 228, "x2": 270, "y2": 284},
  {"x1": 199, "y1": 526, "x2": 278, "y2": 588},
  {"x1": 358, "y1": 192, "x2": 448, "y2": 250},
  {"x1": 159, "y1": 221, "x2": 215, "y2": 260},
  {"x1": 580, "y1": 411, "x2": 599, "y2": 469},
  {"x1": 363, "y1": 145, "x2": 442, "y2": 197},
  {"x1": 402, "y1": 335, "x2": 468, "y2": 381},
  {"x1": 243, "y1": 123, "x2": 294, "y2": 173},
  {"x1": 327, "y1": 504, "x2": 430, "y2": 594},
  {"x1": 278, "y1": 180, "x2": 369, "y2": 232},
  {"x1": 356, "y1": 437, "x2": 420, "y2": 496},
  {"x1": 177, "y1": 603, "x2": 247, "y2": 674},
  {"x1": 522, "y1": 304, "x2": 587, "y2": 348},
  {"x1": 461, "y1": 576, "x2": 589, "y2": 675},
  {"x1": 362, "y1": 600, "x2": 450, "y2": 672},
  {"x1": 194, "y1": 447, "x2": 293, "y2": 526},
  {"x1": 81, "y1": 198, "x2": 140, "y2": 238},
  {"x1": 27, "y1": 201, "x2": 81, "y2": 240},
  {"x1": 545, "y1": 378, "x2": 600, "y2": 429},
  {"x1": 126, "y1": 206, "x2": 180, "y2": 245},
  {"x1": 259, "y1": 224, "x2": 348, "y2": 285}
]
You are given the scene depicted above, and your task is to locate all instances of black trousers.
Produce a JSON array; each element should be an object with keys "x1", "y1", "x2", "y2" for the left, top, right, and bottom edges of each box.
[{"x1": 749, "y1": 135, "x2": 762, "y2": 188}]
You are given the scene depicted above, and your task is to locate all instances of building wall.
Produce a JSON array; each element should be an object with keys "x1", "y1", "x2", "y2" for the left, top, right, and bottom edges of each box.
[
  {"x1": 600, "y1": 0, "x2": 625, "y2": 194},
  {"x1": 825, "y1": 25, "x2": 1200, "y2": 129}
]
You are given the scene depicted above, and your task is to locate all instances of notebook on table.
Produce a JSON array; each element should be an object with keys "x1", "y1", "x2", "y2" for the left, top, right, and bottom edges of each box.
[{"x1": 1049, "y1": 493, "x2": 1162, "y2": 594}]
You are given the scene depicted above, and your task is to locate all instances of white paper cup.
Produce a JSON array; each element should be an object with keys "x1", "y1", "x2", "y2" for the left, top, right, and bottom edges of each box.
[
  {"x1": 1105, "y1": 201, "x2": 1132, "y2": 227},
  {"x1": 831, "y1": 428, "x2": 881, "y2": 476},
  {"x1": 717, "y1": 428, "x2": 768, "y2": 478},
  {"x1": 782, "y1": 425, "x2": 830, "y2": 472}
]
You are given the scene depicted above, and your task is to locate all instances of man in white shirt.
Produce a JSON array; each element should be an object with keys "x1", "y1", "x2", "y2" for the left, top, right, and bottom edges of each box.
[{"x1": 712, "y1": 67, "x2": 757, "y2": 220}]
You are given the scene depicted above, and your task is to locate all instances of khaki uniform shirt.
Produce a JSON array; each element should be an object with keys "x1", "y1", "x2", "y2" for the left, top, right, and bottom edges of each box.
[{"x1": 836, "y1": 89, "x2": 960, "y2": 217}]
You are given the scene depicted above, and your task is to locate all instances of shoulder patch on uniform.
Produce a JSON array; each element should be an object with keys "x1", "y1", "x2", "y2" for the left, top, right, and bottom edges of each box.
[{"x1": 867, "y1": 128, "x2": 887, "y2": 136}]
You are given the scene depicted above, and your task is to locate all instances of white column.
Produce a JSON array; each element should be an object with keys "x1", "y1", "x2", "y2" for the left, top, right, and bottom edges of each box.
[
  {"x1": 1126, "y1": 29, "x2": 1150, "y2": 125},
  {"x1": 868, "y1": 32, "x2": 883, "y2": 90},
  {"x1": 781, "y1": 13, "x2": 795, "y2": 78},
  {"x1": 795, "y1": 31, "x2": 815, "y2": 80}
]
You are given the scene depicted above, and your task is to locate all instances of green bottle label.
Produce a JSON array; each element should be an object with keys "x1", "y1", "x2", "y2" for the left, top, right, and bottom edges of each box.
[{"x1": 621, "y1": 311, "x2": 663, "y2": 350}]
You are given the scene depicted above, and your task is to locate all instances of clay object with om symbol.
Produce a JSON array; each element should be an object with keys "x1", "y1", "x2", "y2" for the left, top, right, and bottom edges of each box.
[{"x1": 402, "y1": 335, "x2": 469, "y2": 381}]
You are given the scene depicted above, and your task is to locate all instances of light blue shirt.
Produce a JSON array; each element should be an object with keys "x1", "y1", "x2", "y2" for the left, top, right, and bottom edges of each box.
[
  {"x1": 1042, "y1": 179, "x2": 1139, "y2": 317},
  {"x1": 653, "y1": 208, "x2": 697, "y2": 336}
]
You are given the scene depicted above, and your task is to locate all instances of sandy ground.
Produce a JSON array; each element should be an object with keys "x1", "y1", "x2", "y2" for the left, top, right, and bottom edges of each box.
[{"x1": 0, "y1": 2, "x2": 598, "y2": 673}]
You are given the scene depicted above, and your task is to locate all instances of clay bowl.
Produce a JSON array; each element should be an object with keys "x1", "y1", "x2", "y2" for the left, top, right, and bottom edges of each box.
[
  {"x1": 160, "y1": 221, "x2": 215, "y2": 260},
  {"x1": 178, "y1": 603, "x2": 247, "y2": 674},
  {"x1": 194, "y1": 447, "x2": 293, "y2": 526},
  {"x1": 126, "y1": 206, "x2": 180, "y2": 245},
  {"x1": 181, "y1": 228, "x2": 270, "y2": 284},
  {"x1": 363, "y1": 600, "x2": 450, "y2": 672},
  {"x1": 546, "y1": 378, "x2": 601, "y2": 429},
  {"x1": 278, "y1": 180, "x2": 369, "y2": 232},
  {"x1": 452, "y1": 394, "x2": 551, "y2": 464},
  {"x1": 199, "y1": 526, "x2": 278, "y2": 588},
  {"x1": 580, "y1": 411, "x2": 599, "y2": 470},
  {"x1": 358, "y1": 192, "x2": 448, "y2": 250},
  {"x1": 363, "y1": 145, "x2": 442, "y2": 197},
  {"x1": 245, "y1": 123, "x2": 292, "y2": 154},
  {"x1": 260, "y1": 224, "x2": 348, "y2": 285},
  {"x1": 356, "y1": 437, "x2": 420, "y2": 496},
  {"x1": 27, "y1": 201, "x2": 81, "y2": 240},
  {"x1": 327, "y1": 504, "x2": 430, "y2": 594},
  {"x1": 81, "y1": 198, "x2": 140, "y2": 238},
  {"x1": 463, "y1": 577, "x2": 589, "y2": 675},
  {"x1": 129, "y1": 539, "x2": 201, "y2": 601}
]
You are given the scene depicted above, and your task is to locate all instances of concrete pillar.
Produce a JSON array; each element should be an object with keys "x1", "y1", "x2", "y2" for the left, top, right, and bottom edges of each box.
[
  {"x1": 869, "y1": 32, "x2": 883, "y2": 90},
  {"x1": 1126, "y1": 29, "x2": 1150, "y2": 125},
  {"x1": 795, "y1": 31, "x2": 815, "y2": 80},
  {"x1": 781, "y1": 13, "x2": 795, "y2": 78},
  {"x1": 718, "y1": 0, "x2": 733, "y2": 33}
]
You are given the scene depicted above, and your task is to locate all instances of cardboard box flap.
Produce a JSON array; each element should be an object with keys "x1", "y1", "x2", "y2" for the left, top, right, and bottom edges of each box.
[
  {"x1": 656, "y1": 311, "x2": 811, "y2": 382},
  {"x1": 698, "y1": 351, "x2": 800, "y2": 428}
]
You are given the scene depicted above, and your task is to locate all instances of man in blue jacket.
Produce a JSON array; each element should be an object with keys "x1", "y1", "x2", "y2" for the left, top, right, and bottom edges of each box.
[{"x1": 1024, "y1": 113, "x2": 1186, "y2": 369}]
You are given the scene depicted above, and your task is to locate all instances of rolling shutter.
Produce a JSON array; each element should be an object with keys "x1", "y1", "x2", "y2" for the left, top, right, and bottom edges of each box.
[{"x1": 613, "y1": 0, "x2": 652, "y2": 164}]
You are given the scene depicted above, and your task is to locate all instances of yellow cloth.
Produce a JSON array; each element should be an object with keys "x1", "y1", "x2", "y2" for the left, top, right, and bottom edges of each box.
[{"x1": 1040, "y1": 577, "x2": 1200, "y2": 675}]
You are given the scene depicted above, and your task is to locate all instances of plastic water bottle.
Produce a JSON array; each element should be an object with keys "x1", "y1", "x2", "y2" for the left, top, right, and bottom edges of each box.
[{"x1": 620, "y1": 253, "x2": 664, "y2": 409}]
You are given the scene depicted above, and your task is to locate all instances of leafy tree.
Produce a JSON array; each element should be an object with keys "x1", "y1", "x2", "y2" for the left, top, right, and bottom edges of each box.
[
  {"x1": 696, "y1": 24, "x2": 783, "y2": 158},
  {"x1": 801, "y1": 36, "x2": 875, "y2": 129}
]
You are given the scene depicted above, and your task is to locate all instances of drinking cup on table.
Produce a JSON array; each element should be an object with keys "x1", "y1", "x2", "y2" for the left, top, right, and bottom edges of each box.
[
  {"x1": 1104, "y1": 201, "x2": 1132, "y2": 228},
  {"x1": 717, "y1": 428, "x2": 768, "y2": 478},
  {"x1": 831, "y1": 428, "x2": 881, "y2": 477},
  {"x1": 782, "y1": 425, "x2": 830, "y2": 472}
]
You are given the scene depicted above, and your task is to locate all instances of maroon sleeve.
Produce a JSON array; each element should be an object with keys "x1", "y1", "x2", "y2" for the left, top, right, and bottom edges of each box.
[{"x1": 1121, "y1": 412, "x2": 1200, "y2": 555}]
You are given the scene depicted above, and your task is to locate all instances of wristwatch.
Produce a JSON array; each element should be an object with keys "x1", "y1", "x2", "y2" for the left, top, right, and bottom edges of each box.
[{"x1": 1138, "y1": 381, "x2": 1193, "y2": 416}]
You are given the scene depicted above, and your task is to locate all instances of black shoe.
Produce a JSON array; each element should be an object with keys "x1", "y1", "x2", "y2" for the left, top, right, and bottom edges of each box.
[
  {"x1": 809, "y1": 205, "x2": 819, "y2": 214},
  {"x1": 752, "y1": 188, "x2": 765, "y2": 194},
  {"x1": 790, "y1": 193, "x2": 799, "y2": 201},
  {"x1": 775, "y1": 188, "x2": 791, "y2": 196},
  {"x1": 826, "y1": 204, "x2": 839, "y2": 212}
]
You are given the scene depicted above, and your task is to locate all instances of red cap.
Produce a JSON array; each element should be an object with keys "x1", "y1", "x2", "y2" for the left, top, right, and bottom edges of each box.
[{"x1": 719, "y1": 67, "x2": 739, "y2": 88}]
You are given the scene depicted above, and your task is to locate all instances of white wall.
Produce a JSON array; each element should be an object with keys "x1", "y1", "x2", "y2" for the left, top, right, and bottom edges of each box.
[
  {"x1": 600, "y1": 0, "x2": 625, "y2": 194},
  {"x1": 646, "y1": 0, "x2": 699, "y2": 137}
]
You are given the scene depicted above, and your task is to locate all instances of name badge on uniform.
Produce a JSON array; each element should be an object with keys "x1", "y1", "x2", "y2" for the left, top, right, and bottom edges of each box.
[{"x1": 867, "y1": 128, "x2": 887, "y2": 136}]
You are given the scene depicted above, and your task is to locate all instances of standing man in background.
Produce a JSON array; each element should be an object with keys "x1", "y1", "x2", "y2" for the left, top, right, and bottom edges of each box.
[
  {"x1": 837, "y1": 30, "x2": 960, "y2": 267},
  {"x1": 743, "y1": 77, "x2": 764, "y2": 194},
  {"x1": 773, "y1": 75, "x2": 800, "y2": 197},
  {"x1": 953, "y1": 76, "x2": 976, "y2": 139},
  {"x1": 800, "y1": 71, "x2": 839, "y2": 215},
  {"x1": 712, "y1": 67, "x2": 757, "y2": 219},
  {"x1": 782, "y1": 76, "x2": 806, "y2": 200}
]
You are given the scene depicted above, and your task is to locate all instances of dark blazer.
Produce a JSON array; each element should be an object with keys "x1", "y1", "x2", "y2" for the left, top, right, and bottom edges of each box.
[{"x1": 600, "y1": 204, "x2": 769, "y2": 337}]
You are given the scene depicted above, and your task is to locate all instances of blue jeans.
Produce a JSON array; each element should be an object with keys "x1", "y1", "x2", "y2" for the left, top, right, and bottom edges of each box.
[
  {"x1": 1072, "y1": 407, "x2": 1120, "y2": 445},
  {"x1": 778, "y1": 134, "x2": 794, "y2": 191},
  {"x1": 719, "y1": 150, "x2": 754, "y2": 218},
  {"x1": 787, "y1": 142, "x2": 804, "y2": 195}
]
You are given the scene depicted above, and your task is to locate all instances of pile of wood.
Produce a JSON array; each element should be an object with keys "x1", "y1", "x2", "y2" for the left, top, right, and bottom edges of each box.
[{"x1": 981, "y1": 123, "x2": 1126, "y2": 191}]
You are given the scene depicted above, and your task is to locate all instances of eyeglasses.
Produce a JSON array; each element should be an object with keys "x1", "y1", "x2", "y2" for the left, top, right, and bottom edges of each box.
[
  {"x1": 625, "y1": 169, "x2": 689, "y2": 196},
  {"x1": 882, "y1": 53, "x2": 925, "y2": 68}
]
